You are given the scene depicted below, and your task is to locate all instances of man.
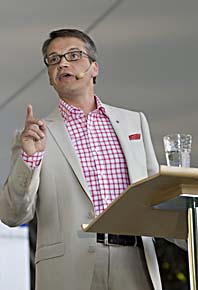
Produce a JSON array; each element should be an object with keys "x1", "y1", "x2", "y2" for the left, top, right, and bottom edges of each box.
[{"x1": 0, "y1": 29, "x2": 161, "y2": 290}]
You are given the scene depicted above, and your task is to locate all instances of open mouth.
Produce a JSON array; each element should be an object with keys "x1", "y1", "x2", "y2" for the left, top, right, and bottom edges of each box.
[{"x1": 58, "y1": 73, "x2": 74, "y2": 80}]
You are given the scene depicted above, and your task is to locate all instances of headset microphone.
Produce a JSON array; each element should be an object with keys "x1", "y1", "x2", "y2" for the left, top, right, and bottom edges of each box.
[
  {"x1": 75, "y1": 62, "x2": 92, "y2": 80},
  {"x1": 75, "y1": 72, "x2": 85, "y2": 80}
]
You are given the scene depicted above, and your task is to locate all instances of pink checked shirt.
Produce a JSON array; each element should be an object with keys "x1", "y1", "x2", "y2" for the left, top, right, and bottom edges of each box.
[{"x1": 22, "y1": 96, "x2": 130, "y2": 216}]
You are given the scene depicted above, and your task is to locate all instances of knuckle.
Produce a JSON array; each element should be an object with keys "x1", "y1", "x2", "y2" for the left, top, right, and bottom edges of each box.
[{"x1": 31, "y1": 124, "x2": 39, "y2": 130}]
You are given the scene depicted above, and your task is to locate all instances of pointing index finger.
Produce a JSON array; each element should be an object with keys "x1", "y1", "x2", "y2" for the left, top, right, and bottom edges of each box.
[
  {"x1": 26, "y1": 104, "x2": 33, "y2": 121},
  {"x1": 25, "y1": 105, "x2": 44, "y2": 127}
]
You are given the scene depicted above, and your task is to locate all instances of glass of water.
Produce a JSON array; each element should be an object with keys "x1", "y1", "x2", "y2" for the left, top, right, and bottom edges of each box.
[{"x1": 163, "y1": 133, "x2": 192, "y2": 167}]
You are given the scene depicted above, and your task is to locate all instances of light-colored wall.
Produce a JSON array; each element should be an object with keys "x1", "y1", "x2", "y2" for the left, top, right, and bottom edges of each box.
[
  {"x1": 0, "y1": 222, "x2": 30, "y2": 290},
  {"x1": 0, "y1": 0, "x2": 197, "y2": 185}
]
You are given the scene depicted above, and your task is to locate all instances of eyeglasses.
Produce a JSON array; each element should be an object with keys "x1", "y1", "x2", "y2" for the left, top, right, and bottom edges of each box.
[{"x1": 44, "y1": 50, "x2": 92, "y2": 66}]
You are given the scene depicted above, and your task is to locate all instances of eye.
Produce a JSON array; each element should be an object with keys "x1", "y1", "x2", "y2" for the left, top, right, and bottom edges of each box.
[
  {"x1": 68, "y1": 51, "x2": 81, "y2": 61},
  {"x1": 48, "y1": 55, "x2": 60, "y2": 65}
]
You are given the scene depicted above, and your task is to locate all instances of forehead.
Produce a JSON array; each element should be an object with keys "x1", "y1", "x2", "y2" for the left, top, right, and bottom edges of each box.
[{"x1": 47, "y1": 37, "x2": 86, "y2": 55}]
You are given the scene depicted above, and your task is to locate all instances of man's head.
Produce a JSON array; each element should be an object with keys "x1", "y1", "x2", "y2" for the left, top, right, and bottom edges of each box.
[{"x1": 42, "y1": 29, "x2": 98, "y2": 85}]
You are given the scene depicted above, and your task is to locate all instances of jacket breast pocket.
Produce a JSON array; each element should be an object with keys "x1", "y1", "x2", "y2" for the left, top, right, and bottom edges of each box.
[{"x1": 35, "y1": 242, "x2": 64, "y2": 264}]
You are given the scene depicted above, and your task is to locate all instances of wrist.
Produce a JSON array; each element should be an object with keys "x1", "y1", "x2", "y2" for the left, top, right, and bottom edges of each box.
[{"x1": 21, "y1": 150, "x2": 45, "y2": 169}]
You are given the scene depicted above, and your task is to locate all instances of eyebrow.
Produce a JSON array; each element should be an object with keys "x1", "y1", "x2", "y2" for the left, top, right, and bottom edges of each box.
[{"x1": 48, "y1": 47, "x2": 83, "y2": 57}]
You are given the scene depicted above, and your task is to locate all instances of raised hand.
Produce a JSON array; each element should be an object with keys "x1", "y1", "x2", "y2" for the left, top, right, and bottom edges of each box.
[{"x1": 20, "y1": 105, "x2": 46, "y2": 156}]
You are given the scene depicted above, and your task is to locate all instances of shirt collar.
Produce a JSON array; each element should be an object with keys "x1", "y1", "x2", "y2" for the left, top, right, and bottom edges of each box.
[{"x1": 58, "y1": 96, "x2": 106, "y2": 122}]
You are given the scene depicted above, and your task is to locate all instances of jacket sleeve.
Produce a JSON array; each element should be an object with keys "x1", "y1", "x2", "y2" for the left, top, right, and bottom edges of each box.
[
  {"x1": 140, "y1": 112, "x2": 159, "y2": 177},
  {"x1": 0, "y1": 131, "x2": 41, "y2": 227}
]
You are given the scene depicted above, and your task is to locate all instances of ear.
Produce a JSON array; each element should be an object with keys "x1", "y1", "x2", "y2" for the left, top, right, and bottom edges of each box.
[{"x1": 91, "y1": 62, "x2": 99, "y2": 78}]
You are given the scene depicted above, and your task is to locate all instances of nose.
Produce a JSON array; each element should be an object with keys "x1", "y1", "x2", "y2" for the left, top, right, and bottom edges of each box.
[{"x1": 58, "y1": 55, "x2": 69, "y2": 68}]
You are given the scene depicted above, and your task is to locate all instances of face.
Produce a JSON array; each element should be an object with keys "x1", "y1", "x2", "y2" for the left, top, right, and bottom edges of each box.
[{"x1": 46, "y1": 37, "x2": 98, "y2": 99}]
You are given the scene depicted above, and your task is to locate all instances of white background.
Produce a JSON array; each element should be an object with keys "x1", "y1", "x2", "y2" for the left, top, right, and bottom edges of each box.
[{"x1": 0, "y1": 222, "x2": 30, "y2": 290}]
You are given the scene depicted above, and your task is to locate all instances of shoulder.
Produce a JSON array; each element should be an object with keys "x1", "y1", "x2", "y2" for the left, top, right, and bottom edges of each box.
[{"x1": 103, "y1": 103, "x2": 146, "y2": 120}]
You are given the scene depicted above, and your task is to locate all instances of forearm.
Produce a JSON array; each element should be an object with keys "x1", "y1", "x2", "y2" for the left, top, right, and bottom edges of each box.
[{"x1": 0, "y1": 132, "x2": 41, "y2": 226}]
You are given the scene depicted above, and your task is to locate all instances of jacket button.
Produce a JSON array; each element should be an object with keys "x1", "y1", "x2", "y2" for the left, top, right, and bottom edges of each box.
[
  {"x1": 87, "y1": 211, "x2": 94, "y2": 219},
  {"x1": 88, "y1": 246, "x2": 96, "y2": 253}
]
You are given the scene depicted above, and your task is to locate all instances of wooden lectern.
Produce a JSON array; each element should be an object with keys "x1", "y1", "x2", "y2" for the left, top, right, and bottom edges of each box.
[{"x1": 82, "y1": 165, "x2": 198, "y2": 290}]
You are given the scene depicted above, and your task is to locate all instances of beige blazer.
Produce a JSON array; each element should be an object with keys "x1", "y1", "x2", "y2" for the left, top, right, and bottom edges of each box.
[{"x1": 0, "y1": 104, "x2": 162, "y2": 290}]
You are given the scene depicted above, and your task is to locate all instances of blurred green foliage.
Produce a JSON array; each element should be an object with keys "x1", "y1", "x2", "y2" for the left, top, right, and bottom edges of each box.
[{"x1": 155, "y1": 238, "x2": 189, "y2": 290}]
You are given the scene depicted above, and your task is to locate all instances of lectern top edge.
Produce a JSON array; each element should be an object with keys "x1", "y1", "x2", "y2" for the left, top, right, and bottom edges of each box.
[{"x1": 160, "y1": 165, "x2": 198, "y2": 179}]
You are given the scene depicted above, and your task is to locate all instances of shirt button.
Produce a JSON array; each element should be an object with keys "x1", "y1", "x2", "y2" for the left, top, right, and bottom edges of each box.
[
  {"x1": 88, "y1": 246, "x2": 96, "y2": 253},
  {"x1": 102, "y1": 195, "x2": 107, "y2": 202},
  {"x1": 98, "y1": 172, "x2": 105, "y2": 178},
  {"x1": 93, "y1": 148, "x2": 99, "y2": 154}
]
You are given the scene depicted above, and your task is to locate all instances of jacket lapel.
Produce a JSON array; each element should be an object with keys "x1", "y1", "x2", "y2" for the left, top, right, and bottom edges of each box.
[
  {"x1": 104, "y1": 104, "x2": 148, "y2": 183},
  {"x1": 45, "y1": 108, "x2": 92, "y2": 202}
]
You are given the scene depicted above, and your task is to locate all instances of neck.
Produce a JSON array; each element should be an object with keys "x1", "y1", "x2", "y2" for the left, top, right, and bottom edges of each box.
[{"x1": 60, "y1": 93, "x2": 96, "y2": 115}]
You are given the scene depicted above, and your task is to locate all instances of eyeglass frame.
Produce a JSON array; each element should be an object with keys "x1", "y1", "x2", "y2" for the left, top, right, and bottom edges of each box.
[{"x1": 44, "y1": 50, "x2": 94, "y2": 67}]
